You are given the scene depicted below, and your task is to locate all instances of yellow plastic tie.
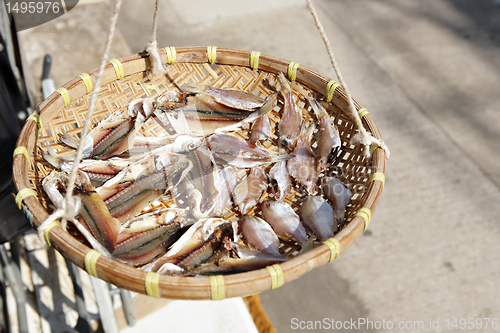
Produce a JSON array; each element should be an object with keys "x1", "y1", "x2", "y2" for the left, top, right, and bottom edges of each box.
[
  {"x1": 84, "y1": 250, "x2": 102, "y2": 278},
  {"x1": 322, "y1": 238, "x2": 340, "y2": 263},
  {"x1": 266, "y1": 264, "x2": 284, "y2": 289},
  {"x1": 358, "y1": 108, "x2": 370, "y2": 119},
  {"x1": 369, "y1": 172, "x2": 385, "y2": 192},
  {"x1": 145, "y1": 272, "x2": 161, "y2": 298},
  {"x1": 207, "y1": 46, "x2": 217, "y2": 65},
  {"x1": 326, "y1": 80, "x2": 340, "y2": 103},
  {"x1": 209, "y1": 275, "x2": 225, "y2": 300},
  {"x1": 370, "y1": 143, "x2": 379, "y2": 155},
  {"x1": 78, "y1": 73, "x2": 93, "y2": 94},
  {"x1": 13, "y1": 147, "x2": 30, "y2": 165},
  {"x1": 43, "y1": 220, "x2": 60, "y2": 247},
  {"x1": 250, "y1": 51, "x2": 261, "y2": 70},
  {"x1": 355, "y1": 207, "x2": 372, "y2": 231},
  {"x1": 15, "y1": 188, "x2": 37, "y2": 209},
  {"x1": 109, "y1": 58, "x2": 125, "y2": 80},
  {"x1": 287, "y1": 61, "x2": 300, "y2": 82},
  {"x1": 56, "y1": 87, "x2": 70, "y2": 108},
  {"x1": 27, "y1": 113, "x2": 43, "y2": 135},
  {"x1": 164, "y1": 47, "x2": 177, "y2": 64}
]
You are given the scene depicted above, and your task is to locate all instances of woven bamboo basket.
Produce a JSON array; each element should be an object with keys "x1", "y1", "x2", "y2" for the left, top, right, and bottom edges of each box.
[{"x1": 13, "y1": 47, "x2": 386, "y2": 300}]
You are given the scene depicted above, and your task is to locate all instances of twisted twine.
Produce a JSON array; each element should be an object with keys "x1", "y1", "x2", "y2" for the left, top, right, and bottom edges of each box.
[
  {"x1": 306, "y1": 0, "x2": 390, "y2": 159},
  {"x1": 37, "y1": 0, "x2": 124, "y2": 245},
  {"x1": 145, "y1": 0, "x2": 168, "y2": 75}
]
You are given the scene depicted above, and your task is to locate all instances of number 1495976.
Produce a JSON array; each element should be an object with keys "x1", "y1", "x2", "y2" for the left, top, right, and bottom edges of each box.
[
  {"x1": 5, "y1": 1, "x2": 60, "y2": 14},
  {"x1": 445, "y1": 318, "x2": 498, "y2": 330}
]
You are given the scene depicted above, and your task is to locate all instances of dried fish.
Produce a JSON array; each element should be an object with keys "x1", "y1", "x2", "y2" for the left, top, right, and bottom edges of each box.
[
  {"x1": 321, "y1": 177, "x2": 352, "y2": 224},
  {"x1": 97, "y1": 152, "x2": 192, "y2": 223},
  {"x1": 239, "y1": 215, "x2": 280, "y2": 255},
  {"x1": 232, "y1": 167, "x2": 267, "y2": 214},
  {"x1": 187, "y1": 239, "x2": 288, "y2": 275},
  {"x1": 287, "y1": 122, "x2": 318, "y2": 194},
  {"x1": 268, "y1": 159, "x2": 292, "y2": 202},
  {"x1": 299, "y1": 195, "x2": 335, "y2": 242},
  {"x1": 206, "y1": 133, "x2": 291, "y2": 168},
  {"x1": 260, "y1": 200, "x2": 308, "y2": 246},
  {"x1": 249, "y1": 114, "x2": 273, "y2": 145},
  {"x1": 150, "y1": 218, "x2": 232, "y2": 273},
  {"x1": 43, "y1": 146, "x2": 132, "y2": 185},
  {"x1": 155, "y1": 86, "x2": 275, "y2": 136},
  {"x1": 40, "y1": 81, "x2": 353, "y2": 276},
  {"x1": 60, "y1": 98, "x2": 155, "y2": 160},
  {"x1": 213, "y1": 165, "x2": 238, "y2": 216},
  {"x1": 181, "y1": 83, "x2": 267, "y2": 111},
  {"x1": 213, "y1": 93, "x2": 277, "y2": 133},
  {"x1": 308, "y1": 98, "x2": 341, "y2": 172},
  {"x1": 113, "y1": 208, "x2": 193, "y2": 266},
  {"x1": 277, "y1": 72, "x2": 302, "y2": 151},
  {"x1": 43, "y1": 170, "x2": 121, "y2": 253},
  {"x1": 126, "y1": 134, "x2": 202, "y2": 156}
]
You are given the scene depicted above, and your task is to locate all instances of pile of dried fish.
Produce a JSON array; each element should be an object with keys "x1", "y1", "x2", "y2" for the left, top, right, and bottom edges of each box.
[{"x1": 41, "y1": 72, "x2": 352, "y2": 276}]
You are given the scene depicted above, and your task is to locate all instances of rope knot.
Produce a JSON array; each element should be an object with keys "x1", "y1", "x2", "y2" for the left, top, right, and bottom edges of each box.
[
  {"x1": 351, "y1": 131, "x2": 391, "y2": 159},
  {"x1": 61, "y1": 195, "x2": 82, "y2": 221},
  {"x1": 145, "y1": 41, "x2": 168, "y2": 76},
  {"x1": 37, "y1": 196, "x2": 81, "y2": 245}
]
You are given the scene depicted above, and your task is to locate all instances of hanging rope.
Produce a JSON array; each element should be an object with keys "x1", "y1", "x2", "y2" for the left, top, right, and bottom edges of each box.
[
  {"x1": 306, "y1": 0, "x2": 390, "y2": 160},
  {"x1": 37, "y1": 0, "x2": 124, "y2": 245},
  {"x1": 145, "y1": 0, "x2": 168, "y2": 75}
]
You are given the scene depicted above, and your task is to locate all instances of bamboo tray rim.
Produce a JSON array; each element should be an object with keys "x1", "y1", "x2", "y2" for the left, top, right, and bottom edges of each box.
[{"x1": 13, "y1": 46, "x2": 386, "y2": 300}]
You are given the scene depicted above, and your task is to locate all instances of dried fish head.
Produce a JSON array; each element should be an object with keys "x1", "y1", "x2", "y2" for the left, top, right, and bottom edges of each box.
[
  {"x1": 170, "y1": 135, "x2": 203, "y2": 153},
  {"x1": 156, "y1": 91, "x2": 184, "y2": 109}
]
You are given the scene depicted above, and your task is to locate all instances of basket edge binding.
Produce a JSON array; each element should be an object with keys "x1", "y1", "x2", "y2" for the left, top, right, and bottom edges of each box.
[{"x1": 12, "y1": 47, "x2": 386, "y2": 300}]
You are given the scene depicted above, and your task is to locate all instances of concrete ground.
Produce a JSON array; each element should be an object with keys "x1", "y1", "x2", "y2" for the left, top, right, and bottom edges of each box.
[{"x1": 14, "y1": 0, "x2": 500, "y2": 332}]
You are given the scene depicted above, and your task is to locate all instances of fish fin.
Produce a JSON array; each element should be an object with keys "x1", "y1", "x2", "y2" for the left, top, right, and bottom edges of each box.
[
  {"x1": 298, "y1": 120, "x2": 316, "y2": 139},
  {"x1": 59, "y1": 133, "x2": 79, "y2": 148},
  {"x1": 307, "y1": 96, "x2": 325, "y2": 118},
  {"x1": 165, "y1": 111, "x2": 191, "y2": 134},
  {"x1": 267, "y1": 154, "x2": 294, "y2": 164},
  {"x1": 297, "y1": 236, "x2": 315, "y2": 255},
  {"x1": 59, "y1": 133, "x2": 94, "y2": 159},
  {"x1": 42, "y1": 146, "x2": 62, "y2": 168},
  {"x1": 277, "y1": 72, "x2": 292, "y2": 94},
  {"x1": 59, "y1": 151, "x2": 77, "y2": 162},
  {"x1": 180, "y1": 83, "x2": 206, "y2": 94}
]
